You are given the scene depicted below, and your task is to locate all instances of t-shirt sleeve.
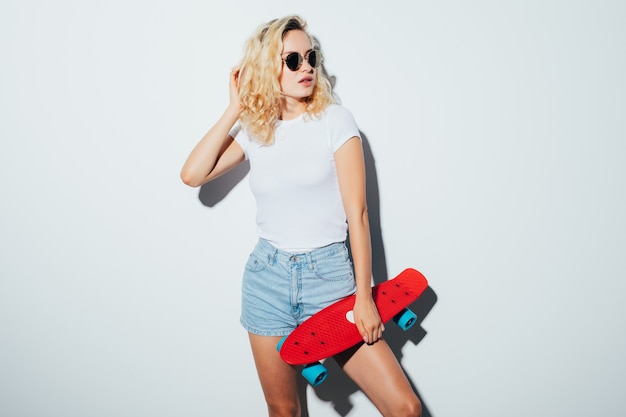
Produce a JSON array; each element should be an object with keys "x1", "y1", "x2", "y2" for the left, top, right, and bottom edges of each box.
[
  {"x1": 327, "y1": 105, "x2": 362, "y2": 153},
  {"x1": 229, "y1": 124, "x2": 249, "y2": 160}
]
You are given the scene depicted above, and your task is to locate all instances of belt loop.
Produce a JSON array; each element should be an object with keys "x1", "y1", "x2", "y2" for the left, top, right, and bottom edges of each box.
[
  {"x1": 270, "y1": 249, "x2": 278, "y2": 266},
  {"x1": 306, "y1": 252, "x2": 313, "y2": 270}
]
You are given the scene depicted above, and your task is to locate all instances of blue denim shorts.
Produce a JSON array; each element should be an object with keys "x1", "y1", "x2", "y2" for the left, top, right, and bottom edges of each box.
[{"x1": 240, "y1": 238, "x2": 357, "y2": 336}]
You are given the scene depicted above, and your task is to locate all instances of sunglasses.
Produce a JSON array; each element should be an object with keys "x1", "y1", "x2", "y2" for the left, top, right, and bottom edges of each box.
[{"x1": 282, "y1": 50, "x2": 322, "y2": 71}]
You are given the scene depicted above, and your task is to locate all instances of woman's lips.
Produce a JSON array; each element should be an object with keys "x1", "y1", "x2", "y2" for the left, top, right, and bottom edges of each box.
[{"x1": 299, "y1": 76, "x2": 313, "y2": 87}]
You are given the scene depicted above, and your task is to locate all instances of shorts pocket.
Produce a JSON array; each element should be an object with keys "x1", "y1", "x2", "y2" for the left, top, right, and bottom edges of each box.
[
  {"x1": 313, "y1": 247, "x2": 354, "y2": 282},
  {"x1": 245, "y1": 253, "x2": 268, "y2": 272}
]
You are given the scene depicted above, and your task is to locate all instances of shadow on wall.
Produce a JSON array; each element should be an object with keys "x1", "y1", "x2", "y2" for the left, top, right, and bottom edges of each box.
[{"x1": 198, "y1": 160, "x2": 249, "y2": 207}]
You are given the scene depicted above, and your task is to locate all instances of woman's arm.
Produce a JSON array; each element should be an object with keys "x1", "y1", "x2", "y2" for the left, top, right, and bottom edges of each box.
[
  {"x1": 335, "y1": 136, "x2": 384, "y2": 344},
  {"x1": 180, "y1": 69, "x2": 245, "y2": 188}
]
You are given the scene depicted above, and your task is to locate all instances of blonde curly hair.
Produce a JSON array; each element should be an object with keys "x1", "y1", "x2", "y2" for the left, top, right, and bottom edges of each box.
[{"x1": 237, "y1": 15, "x2": 335, "y2": 145}]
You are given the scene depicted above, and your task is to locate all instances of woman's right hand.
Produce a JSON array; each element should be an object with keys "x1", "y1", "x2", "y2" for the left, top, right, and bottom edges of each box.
[{"x1": 229, "y1": 67, "x2": 242, "y2": 112}]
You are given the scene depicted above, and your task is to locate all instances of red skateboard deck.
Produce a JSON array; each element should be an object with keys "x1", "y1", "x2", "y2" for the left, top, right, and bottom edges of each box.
[{"x1": 278, "y1": 268, "x2": 428, "y2": 368}]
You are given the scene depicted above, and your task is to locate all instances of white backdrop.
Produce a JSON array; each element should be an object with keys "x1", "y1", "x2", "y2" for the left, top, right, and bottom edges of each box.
[{"x1": 1, "y1": 1, "x2": 625, "y2": 416}]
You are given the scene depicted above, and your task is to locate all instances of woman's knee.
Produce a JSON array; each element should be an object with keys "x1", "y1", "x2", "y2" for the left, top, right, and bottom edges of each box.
[
  {"x1": 397, "y1": 395, "x2": 421, "y2": 417},
  {"x1": 384, "y1": 394, "x2": 421, "y2": 417},
  {"x1": 266, "y1": 399, "x2": 300, "y2": 417}
]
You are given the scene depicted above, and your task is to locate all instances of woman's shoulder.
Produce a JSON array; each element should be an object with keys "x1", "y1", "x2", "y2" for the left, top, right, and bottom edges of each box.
[
  {"x1": 323, "y1": 103, "x2": 353, "y2": 116},
  {"x1": 321, "y1": 104, "x2": 357, "y2": 123}
]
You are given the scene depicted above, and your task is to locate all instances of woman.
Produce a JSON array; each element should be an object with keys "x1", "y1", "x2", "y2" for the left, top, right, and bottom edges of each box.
[{"x1": 181, "y1": 15, "x2": 421, "y2": 417}]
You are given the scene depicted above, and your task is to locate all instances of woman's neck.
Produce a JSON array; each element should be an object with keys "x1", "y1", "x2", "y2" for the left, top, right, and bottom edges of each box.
[{"x1": 280, "y1": 97, "x2": 307, "y2": 121}]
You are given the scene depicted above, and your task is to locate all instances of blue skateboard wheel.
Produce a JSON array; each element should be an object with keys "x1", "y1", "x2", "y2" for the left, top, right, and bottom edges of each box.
[
  {"x1": 302, "y1": 362, "x2": 328, "y2": 386},
  {"x1": 393, "y1": 308, "x2": 417, "y2": 330},
  {"x1": 276, "y1": 336, "x2": 287, "y2": 352}
]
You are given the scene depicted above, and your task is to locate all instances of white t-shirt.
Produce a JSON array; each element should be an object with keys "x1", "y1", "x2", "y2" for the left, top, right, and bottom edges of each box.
[{"x1": 231, "y1": 104, "x2": 361, "y2": 252}]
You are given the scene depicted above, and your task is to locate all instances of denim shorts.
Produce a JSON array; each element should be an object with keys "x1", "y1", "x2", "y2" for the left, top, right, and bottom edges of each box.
[{"x1": 240, "y1": 238, "x2": 357, "y2": 336}]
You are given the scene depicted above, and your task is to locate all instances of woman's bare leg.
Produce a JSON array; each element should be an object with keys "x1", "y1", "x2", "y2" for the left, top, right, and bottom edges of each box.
[
  {"x1": 336, "y1": 340, "x2": 421, "y2": 417},
  {"x1": 249, "y1": 334, "x2": 301, "y2": 417}
]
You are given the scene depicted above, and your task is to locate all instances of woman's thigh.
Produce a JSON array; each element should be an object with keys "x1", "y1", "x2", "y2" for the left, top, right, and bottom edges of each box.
[
  {"x1": 336, "y1": 340, "x2": 421, "y2": 416},
  {"x1": 248, "y1": 334, "x2": 301, "y2": 415}
]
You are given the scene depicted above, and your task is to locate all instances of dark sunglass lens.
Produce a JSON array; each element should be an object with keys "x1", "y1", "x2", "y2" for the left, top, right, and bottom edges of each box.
[
  {"x1": 285, "y1": 53, "x2": 301, "y2": 71},
  {"x1": 308, "y1": 51, "x2": 318, "y2": 67}
]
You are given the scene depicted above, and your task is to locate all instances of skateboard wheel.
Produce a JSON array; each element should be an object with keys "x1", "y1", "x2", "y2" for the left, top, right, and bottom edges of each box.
[
  {"x1": 393, "y1": 308, "x2": 417, "y2": 331},
  {"x1": 276, "y1": 336, "x2": 287, "y2": 352},
  {"x1": 302, "y1": 362, "x2": 328, "y2": 386}
]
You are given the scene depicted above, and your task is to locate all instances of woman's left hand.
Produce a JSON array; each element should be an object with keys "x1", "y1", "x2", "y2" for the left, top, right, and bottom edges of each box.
[{"x1": 353, "y1": 293, "x2": 385, "y2": 344}]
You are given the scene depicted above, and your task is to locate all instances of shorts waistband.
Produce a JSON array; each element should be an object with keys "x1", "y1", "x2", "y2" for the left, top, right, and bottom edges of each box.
[{"x1": 254, "y1": 238, "x2": 347, "y2": 265}]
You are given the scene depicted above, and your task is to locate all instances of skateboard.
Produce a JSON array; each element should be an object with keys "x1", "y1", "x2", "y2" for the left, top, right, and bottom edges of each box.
[{"x1": 276, "y1": 268, "x2": 428, "y2": 386}]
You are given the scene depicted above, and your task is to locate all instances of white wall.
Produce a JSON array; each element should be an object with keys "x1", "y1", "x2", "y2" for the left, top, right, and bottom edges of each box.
[{"x1": 1, "y1": 1, "x2": 624, "y2": 416}]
